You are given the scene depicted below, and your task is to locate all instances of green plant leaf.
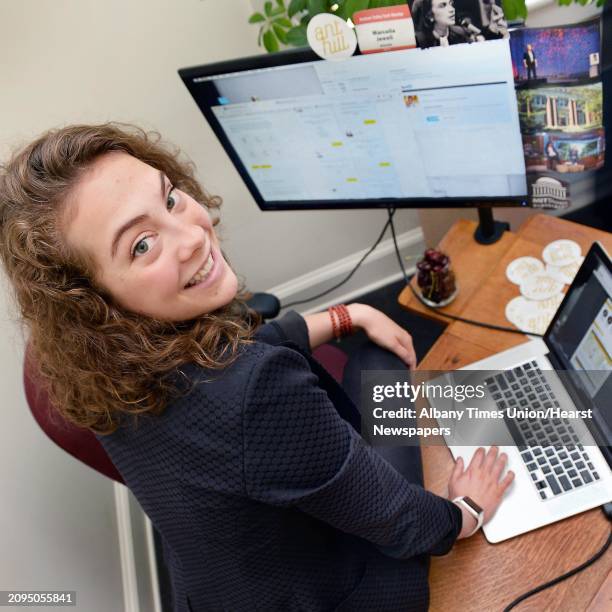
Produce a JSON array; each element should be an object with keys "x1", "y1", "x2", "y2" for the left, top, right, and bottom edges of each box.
[
  {"x1": 307, "y1": 0, "x2": 328, "y2": 17},
  {"x1": 249, "y1": 12, "x2": 266, "y2": 23},
  {"x1": 273, "y1": 23, "x2": 289, "y2": 43},
  {"x1": 270, "y1": 5, "x2": 286, "y2": 16},
  {"x1": 286, "y1": 24, "x2": 309, "y2": 47},
  {"x1": 258, "y1": 25, "x2": 264, "y2": 47},
  {"x1": 370, "y1": 0, "x2": 403, "y2": 8},
  {"x1": 288, "y1": 0, "x2": 307, "y2": 18},
  {"x1": 301, "y1": 14, "x2": 311, "y2": 25},
  {"x1": 501, "y1": 0, "x2": 518, "y2": 20},
  {"x1": 263, "y1": 29, "x2": 280, "y2": 52},
  {"x1": 273, "y1": 17, "x2": 294, "y2": 27},
  {"x1": 337, "y1": 0, "x2": 370, "y2": 21},
  {"x1": 264, "y1": 1, "x2": 274, "y2": 17},
  {"x1": 276, "y1": 0, "x2": 286, "y2": 8}
]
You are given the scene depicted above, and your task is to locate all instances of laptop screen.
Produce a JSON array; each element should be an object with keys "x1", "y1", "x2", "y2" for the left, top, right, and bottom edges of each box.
[{"x1": 547, "y1": 243, "x2": 612, "y2": 443}]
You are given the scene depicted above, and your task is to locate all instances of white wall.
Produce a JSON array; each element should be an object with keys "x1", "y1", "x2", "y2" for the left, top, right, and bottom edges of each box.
[
  {"x1": 526, "y1": 0, "x2": 601, "y2": 27},
  {"x1": 0, "y1": 1, "x2": 422, "y2": 610}
]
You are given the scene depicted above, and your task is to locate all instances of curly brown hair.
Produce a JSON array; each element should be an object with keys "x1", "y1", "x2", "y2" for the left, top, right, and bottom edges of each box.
[{"x1": 0, "y1": 123, "x2": 259, "y2": 434}]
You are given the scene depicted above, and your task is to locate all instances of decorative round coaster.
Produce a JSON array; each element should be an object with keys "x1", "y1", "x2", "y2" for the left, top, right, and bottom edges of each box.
[
  {"x1": 506, "y1": 256, "x2": 544, "y2": 285},
  {"x1": 545, "y1": 256, "x2": 585, "y2": 285},
  {"x1": 520, "y1": 274, "x2": 565, "y2": 301},
  {"x1": 542, "y1": 239, "x2": 581, "y2": 267},
  {"x1": 505, "y1": 294, "x2": 564, "y2": 334}
]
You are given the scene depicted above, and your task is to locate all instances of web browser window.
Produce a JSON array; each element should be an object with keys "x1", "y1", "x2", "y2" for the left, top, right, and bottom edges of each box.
[{"x1": 204, "y1": 40, "x2": 526, "y2": 202}]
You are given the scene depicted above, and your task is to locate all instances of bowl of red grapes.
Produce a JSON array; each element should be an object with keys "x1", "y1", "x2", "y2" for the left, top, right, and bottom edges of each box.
[{"x1": 416, "y1": 249, "x2": 457, "y2": 307}]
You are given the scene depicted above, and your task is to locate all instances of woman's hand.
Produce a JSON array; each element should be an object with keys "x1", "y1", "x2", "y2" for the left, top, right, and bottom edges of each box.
[
  {"x1": 349, "y1": 304, "x2": 417, "y2": 370},
  {"x1": 447, "y1": 446, "x2": 515, "y2": 539}
]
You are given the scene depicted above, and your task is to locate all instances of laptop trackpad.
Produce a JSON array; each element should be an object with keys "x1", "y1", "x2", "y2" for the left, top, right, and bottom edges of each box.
[{"x1": 427, "y1": 370, "x2": 514, "y2": 447}]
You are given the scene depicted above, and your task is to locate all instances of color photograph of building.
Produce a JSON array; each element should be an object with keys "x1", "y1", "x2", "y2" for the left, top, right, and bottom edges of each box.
[{"x1": 517, "y1": 84, "x2": 603, "y2": 134}]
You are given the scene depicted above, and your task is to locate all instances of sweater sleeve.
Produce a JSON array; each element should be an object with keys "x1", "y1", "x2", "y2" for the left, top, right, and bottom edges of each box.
[
  {"x1": 242, "y1": 345, "x2": 461, "y2": 559},
  {"x1": 254, "y1": 310, "x2": 311, "y2": 354}
]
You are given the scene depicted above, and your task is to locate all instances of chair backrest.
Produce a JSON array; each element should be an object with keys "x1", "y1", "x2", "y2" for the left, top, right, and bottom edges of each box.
[
  {"x1": 311, "y1": 343, "x2": 348, "y2": 384},
  {"x1": 23, "y1": 343, "x2": 124, "y2": 484}
]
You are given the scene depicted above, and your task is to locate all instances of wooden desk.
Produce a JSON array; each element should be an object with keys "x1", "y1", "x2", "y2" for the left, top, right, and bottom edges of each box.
[{"x1": 398, "y1": 214, "x2": 612, "y2": 611}]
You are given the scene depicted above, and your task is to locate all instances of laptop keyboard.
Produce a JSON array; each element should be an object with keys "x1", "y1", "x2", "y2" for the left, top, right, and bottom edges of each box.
[{"x1": 484, "y1": 361, "x2": 600, "y2": 501}]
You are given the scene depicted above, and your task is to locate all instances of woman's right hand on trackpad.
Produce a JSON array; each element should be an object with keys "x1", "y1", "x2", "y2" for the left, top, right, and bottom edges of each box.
[{"x1": 448, "y1": 446, "x2": 515, "y2": 539}]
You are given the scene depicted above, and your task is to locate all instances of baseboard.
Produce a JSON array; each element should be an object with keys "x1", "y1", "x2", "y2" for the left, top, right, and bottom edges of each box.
[
  {"x1": 113, "y1": 484, "x2": 163, "y2": 612},
  {"x1": 268, "y1": 227, "x2": 424, "y2": 315},
  {"x1": 144, "y1": 516, "x2": 163, "y2": 612},
  {"x1": 114, "y1": 483, "x2": 140, "y2": 612}
]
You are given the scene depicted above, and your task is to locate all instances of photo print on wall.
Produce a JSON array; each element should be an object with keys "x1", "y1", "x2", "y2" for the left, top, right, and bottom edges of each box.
[
  {"x1": 509, "y1": 19, "x2": 605, "y2": 209},
  {"x1": 408, "y1": 0, "x2": 508, "y2": 49},
  {"x1": 510, "y1": 20, "x2": 601, "y2": 88}
]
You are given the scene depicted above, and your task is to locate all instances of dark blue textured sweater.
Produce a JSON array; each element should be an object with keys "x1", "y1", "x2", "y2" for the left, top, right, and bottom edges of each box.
[{"x1": 98, "y1": 312, "x2": 462, "y2": 611}]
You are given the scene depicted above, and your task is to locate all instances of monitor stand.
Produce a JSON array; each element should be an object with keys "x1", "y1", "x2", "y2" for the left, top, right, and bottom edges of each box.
[{"x1": 474, "y1": 207, "x2": 509, "y2": 245}]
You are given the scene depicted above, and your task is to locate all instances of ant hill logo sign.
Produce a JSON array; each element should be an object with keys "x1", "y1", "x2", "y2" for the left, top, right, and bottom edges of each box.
[{"x1": 307, "y1": 13, "x2": 357, "y2": 61}]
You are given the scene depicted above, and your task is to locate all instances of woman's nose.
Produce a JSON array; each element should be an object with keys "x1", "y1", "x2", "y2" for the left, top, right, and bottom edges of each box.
[{"x1": 176, "y1": 223, "x2": 206, "y2": 262}]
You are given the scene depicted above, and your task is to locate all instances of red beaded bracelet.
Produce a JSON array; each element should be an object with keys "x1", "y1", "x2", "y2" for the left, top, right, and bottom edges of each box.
[
  {"x1": 328, "y1": 304, "x2": 353, "y2": 339},
  {"x1": 328, "y1": 306, "x2": 340, "y2": 339},
  {"x1": 336, "y1": 307, "x2": 351, "y2": 337}
]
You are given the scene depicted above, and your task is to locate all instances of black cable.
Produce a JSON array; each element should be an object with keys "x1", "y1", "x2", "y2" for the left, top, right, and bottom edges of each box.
[
  {"x1": 407, "y1": 283, "x2": 544, "y2": 337},
  {"x1": 388, "y1": 208, "x2": 409, "y2": 285},
  {"x1": 281, "y1": 209, "x2": 396, "y2": 309},
  {"x1": 503, "y1": 523, "x2": 612, "y2": 611},
  {"x1": 385, "y1": 209, "x2": 545, "y2": 338}
]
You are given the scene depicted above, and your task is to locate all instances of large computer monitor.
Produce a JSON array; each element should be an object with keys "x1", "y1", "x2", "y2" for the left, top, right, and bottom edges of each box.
[
  {"x1": 179, "y1": 40, "x2": 529, "y2": 210},
  {"x1": 179, "y1": 39, "x2": 530, "y2": 219}
]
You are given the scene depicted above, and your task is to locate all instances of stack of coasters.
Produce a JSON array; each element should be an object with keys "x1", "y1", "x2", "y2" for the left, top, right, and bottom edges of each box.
[{"x1": 504, "y1": 240, "x2": 583, "y2": 335}]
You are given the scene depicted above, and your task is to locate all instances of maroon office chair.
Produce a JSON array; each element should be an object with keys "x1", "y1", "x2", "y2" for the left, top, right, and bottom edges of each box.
[
  {"x1": 23, "y1": 343, "x2": 125, "y2": 484},
  {"x1": 23, "y1": 340, "x2": 348, "y2": 484}
]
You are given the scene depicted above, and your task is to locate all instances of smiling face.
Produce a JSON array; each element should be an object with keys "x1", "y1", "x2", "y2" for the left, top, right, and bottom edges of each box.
[
  {"x1": 63, "y1": 152, "x2": 238, "y2": 321},
  {"x1": 431, "y1": 0, "x2": 455, "y2": 28}
]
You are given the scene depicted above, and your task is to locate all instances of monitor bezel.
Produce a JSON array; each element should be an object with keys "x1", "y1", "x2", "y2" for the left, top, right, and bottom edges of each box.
[{"x1": 178, "y1": 47, "x2": 531, "y2": 211}]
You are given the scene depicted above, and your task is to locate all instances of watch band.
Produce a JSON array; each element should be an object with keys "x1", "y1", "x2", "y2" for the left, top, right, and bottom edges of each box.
[{"x1": 452, "y1": 496, "x2": 484, "y2": 537}]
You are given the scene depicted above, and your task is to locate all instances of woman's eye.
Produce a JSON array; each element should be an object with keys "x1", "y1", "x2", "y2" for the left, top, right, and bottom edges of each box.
[
  {"x1": 167, "y1": 187, "x2": 180, "y2": 210},
  {"x1": 130, "y1": 186, "x2": 179, "y2": 259},
  {"x1": 132, "y1": 235, "x2": 154, "y2": 259}
]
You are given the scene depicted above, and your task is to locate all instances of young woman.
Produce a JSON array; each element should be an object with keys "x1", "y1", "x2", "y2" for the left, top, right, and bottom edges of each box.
[
  {"x1": 0, "y1": 123, "x2": 513, "y2": 611},
  {"x1": 411, "y1": 0, "x2": 469, "y2": 49}
]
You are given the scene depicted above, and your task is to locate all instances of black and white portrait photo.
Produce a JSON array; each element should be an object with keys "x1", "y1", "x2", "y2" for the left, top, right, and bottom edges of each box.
[{"x1": 409, "y1": 0, "x2": 509, "y2": 50}]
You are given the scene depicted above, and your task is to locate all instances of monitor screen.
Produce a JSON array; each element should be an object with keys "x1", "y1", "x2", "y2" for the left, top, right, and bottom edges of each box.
[
  {"x1": 179, "y1": 40, "x2": 530, "y2": 210},
  {"x1": 546, "y1": 242, "x2": 612, "y2": 448}
]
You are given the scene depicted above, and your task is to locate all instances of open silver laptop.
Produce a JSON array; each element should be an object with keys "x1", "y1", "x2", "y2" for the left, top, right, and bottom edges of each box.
[{"x1": 434, "y1": 241, "x2": 612, "y2": 543}]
